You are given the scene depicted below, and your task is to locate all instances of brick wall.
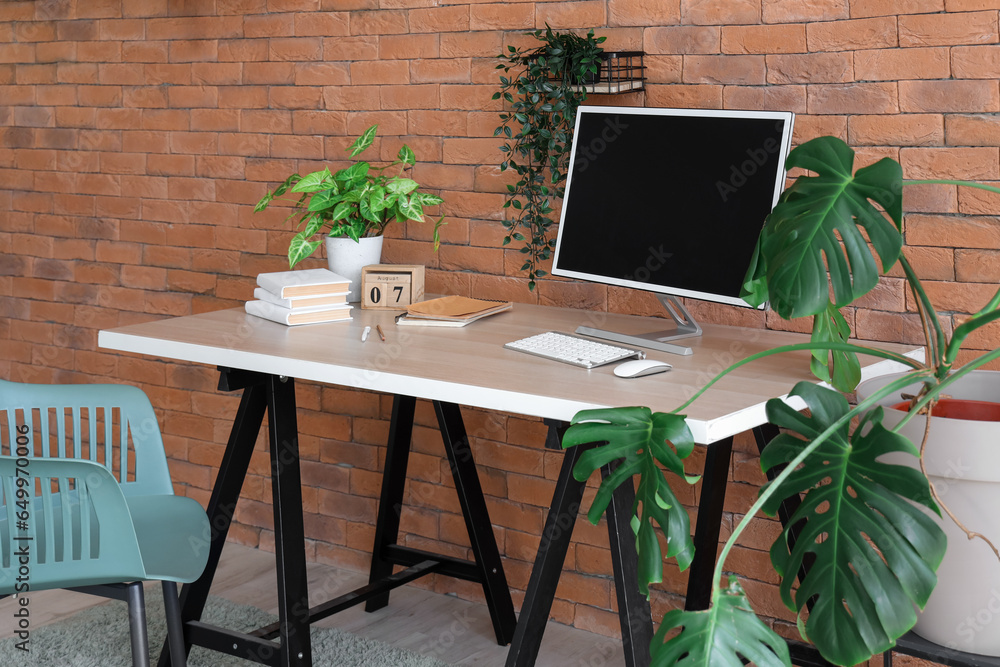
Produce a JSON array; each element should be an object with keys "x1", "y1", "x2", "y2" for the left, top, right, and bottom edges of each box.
[{"x1": 2, "y1": 0, "x2": 997, "y2": 662}]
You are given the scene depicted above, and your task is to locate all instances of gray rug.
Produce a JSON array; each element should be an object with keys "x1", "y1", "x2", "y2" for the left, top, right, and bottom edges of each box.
[{"x1": 0, "y1": 594, "x2": 450, "y2": 666}]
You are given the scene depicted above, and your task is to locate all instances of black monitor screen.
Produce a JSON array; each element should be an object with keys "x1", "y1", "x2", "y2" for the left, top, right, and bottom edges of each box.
[{"x1": 552, "y1": 107, "x2": 794, "y2": 307}]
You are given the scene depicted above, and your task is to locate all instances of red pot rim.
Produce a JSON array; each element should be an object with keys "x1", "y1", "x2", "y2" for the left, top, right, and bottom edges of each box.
[{"x1": 889, "y1": 398, "x2": 1000, "y2": 422}]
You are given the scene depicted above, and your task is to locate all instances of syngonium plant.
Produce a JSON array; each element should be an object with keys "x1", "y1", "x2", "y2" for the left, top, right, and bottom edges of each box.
[
  {"x1": 254, "y1": 125, "x2": 445, "y2": 269},
  {"x1": 563, "y1": 136, "x2": 1000, "y2": 666}
]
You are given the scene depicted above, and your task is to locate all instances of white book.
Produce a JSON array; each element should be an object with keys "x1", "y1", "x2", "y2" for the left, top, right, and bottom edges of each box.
[
  {"x1": 257, "y1": 268, "x2": 352, "y2": 299},
  {"x1": 254, "y1": 287, "x2": 349, "y2": 310},
  {"x1": 395, "y1": 316, "x2": 472, "y2": 328},
  {"x1": 245, "y1": 300, "x2": 352, "y2": 326}
]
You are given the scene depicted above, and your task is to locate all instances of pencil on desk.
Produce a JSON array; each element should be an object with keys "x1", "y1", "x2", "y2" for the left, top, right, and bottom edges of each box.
[{"x1": 376, "y1": 325, "x2": 386, "y2": 341}]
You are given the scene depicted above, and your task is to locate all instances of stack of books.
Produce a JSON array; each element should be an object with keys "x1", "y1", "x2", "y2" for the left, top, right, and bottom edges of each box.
[{"x1": 245, "y1": 268, "x2": 353, "y2": 326}]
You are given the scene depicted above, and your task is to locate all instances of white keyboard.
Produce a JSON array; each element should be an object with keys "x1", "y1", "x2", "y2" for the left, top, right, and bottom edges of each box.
[{"x1": 504, "y1": 331, "x2": 645, "y2": 369}]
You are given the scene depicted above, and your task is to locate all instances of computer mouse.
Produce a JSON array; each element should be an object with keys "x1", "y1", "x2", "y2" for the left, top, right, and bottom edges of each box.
[{"x1": 614, "y1": 359, "x2": 672, "y2": 378}]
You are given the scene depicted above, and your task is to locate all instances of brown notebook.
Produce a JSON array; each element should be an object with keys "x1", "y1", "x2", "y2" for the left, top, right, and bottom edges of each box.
[{"x1": 405, "y1": 296, "x2": 512, "y2": 323}]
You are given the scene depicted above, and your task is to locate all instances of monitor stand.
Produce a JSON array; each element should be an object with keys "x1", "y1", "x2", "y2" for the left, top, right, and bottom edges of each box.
[{"x1": 576, "y1": 295, "x2": 701, "y2": 356}]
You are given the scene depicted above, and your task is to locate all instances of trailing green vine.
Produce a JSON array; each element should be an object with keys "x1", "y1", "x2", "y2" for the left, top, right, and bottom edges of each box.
[{"x1": 493, "y1": 26, "x2": 605, "y2": 290}]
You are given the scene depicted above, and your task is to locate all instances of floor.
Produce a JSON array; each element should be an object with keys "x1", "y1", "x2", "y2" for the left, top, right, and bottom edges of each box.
[{"x1": 0, "y1": 541, "x2": 626, "y2": 666}]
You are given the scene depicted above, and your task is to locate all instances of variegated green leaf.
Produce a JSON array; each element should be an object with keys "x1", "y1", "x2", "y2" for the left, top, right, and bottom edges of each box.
[{"x1": 349, "y1": 124, "x2": 377, "y2": 157}]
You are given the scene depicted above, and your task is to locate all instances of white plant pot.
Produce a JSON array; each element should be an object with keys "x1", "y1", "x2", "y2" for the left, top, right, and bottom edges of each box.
[
  {"x1": 857, "y1": 370, "x2": 1000, "y2": 655},
  {"x1": 325, "y1": 235, "x2": 383, "y2": 303}
]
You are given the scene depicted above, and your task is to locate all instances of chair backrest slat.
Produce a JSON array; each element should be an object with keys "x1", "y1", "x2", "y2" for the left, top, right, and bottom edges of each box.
[
  {"x1": 1, "y1": 475, "x2": 14, "y2": 569},
  {"x1": 78, "y1": 476, "x2": 91, "y2": 561},
  {"x1": 40, "y1": 476, "x2": 56, "y2": 564}
]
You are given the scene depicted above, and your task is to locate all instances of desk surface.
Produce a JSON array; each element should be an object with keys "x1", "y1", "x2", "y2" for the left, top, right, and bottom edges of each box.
[{"x1": 98, "y1": 303, "x2": 917, "y2": 444}]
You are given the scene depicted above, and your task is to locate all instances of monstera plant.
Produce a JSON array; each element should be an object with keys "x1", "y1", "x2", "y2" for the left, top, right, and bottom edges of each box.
[{"x1": 564, "y1": 136, "x2": 1000, "y2": 665}]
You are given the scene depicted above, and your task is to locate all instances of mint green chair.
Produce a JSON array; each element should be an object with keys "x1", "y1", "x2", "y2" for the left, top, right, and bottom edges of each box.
[{"x1": 0, "y1": 379, "x2": 210, "y2": 667}]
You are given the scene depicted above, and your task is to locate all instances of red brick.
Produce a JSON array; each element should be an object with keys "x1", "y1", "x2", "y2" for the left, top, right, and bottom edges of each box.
[
  {"x1": 954, "y1": 45, "x2": 1000, "y2": 79},
  {"x1": 292, "y1": 11, "x2": 349, "y2": 37},
  {"x1": 645, "y1": 25, "x2": 721, "y2": 54},
  {"x1": 320, "y1": 35, "x2": 379, "y2": 61},
  {"x1": 410, "y1": 6, "x2": 469, "y2": 33},
  {"x1": 723, "y1": 24, "x2": 806, "y2": 54},
  {"x1": 725, "y1": 84, "x2": 806, "y2": 112},
  {"x1": 350, "y1": 60, "x2": 409, "y2": 84},
  {"x1": 807, "y1": 82, "x2": 898, "y2": 114},
  {"x1": 766, "y1": 52, "x2": 852, "y2": 83},
  {"x1": 244, "y1": 62, "x2": 296, "y2": 85},
  {"x1": 379, "y1": 33, "x2": 440, "y2": 60},
  {"x1": 958, "y1": 184, "x2": 1000, "y2": 215},
  {"x1": 169, "y1": 39, "x2": 218, "y2": 63},
  {"x1": 899, "y1": 10, "x2": 999, "y2": 47},
  {"x1": 848, "y1": 114, "x2": 944, "y2": 146},
  {"x1": 351, "y1": 10, "x2": 408, "y2": 35},
  {"x1": 147, "y1": 16, "x2": 243, "y2": 40},
  {"x1": 470, "y1": 4, "x2": 534, "y2": 30},
  {"x1": 602, "y1": 0, "x2": 676, "y2": 27},
  {"x1": 900, "y1": 80, "x2": 1000, "y2": 113},
  {"x1": 683, "y1": 55, "x2": 765, "y2": 84},
  {"x1": 806, "y1": 17, "x2": 897, "y2": 52},
  {"x1": 411, "y1": 58, "x2": 471, "y2": 84},
  {"x1": 907, "y1": 214, "x2": 1000, "y2": 249},
  {"x1": 536, "y1": 2, "x2": 607, "y2": 29},
  {"x1": 855, "y1": 46, "x2": 950, "y2": 81},
  {"x1": 192, "y1": 63, "x2": 242, "y2": 85},
  {"x1": 218, "y1": 38, "x2": 268, "y2": 62},
  {"x1": 219, "y1": 85, "x2": 268, "y2": 108},
  {"x1": 322, "y1": 85, "x2": 380, "y2": 111},
  {"x1": 440, "y1": 31, "x2": 501, "y2": 58},
  {"x1": 681, "y1": 0, "x2": 759, "y2": 24},
  {"x1": 269, "y1": 37, "x2": 323, "y2": 61},
  {"x1": 851, "y1": 0, "x2": 942, "y2": 16},
  {"x1": 918, "y1": 280, "x2": 1000, "y2": 315},
  {"x1": 380, "y1": 83, "x2": 439, "y2": 110},
  {"x1": 294, "y1": 62, "x2": 350, "y2": 86},
  {"x1": 761, "y1": 0, "x2": 849, "y2": 22},
  {"x1": 900, "y1": 148, "x2": 1000, "y2": 180}
]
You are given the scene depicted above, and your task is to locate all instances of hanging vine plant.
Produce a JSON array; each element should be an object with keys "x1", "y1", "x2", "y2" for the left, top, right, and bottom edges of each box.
[{"x1": 493, "y1": 26, "x2": 606, "y2": 290}]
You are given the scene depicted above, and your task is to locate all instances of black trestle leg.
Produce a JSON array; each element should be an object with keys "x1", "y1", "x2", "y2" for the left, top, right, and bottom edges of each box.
[
  {"x1": 266, "y1": 375, "x2": 311, "y2": 667},
  {"x1": 506, "y1": 434, "x2": 590, "y2": 667},
  {"x1": 158, "y1": 373, "x2": 267, "y2": 667},
  {"x1": 601, "y1": 462, "x2": 653, "y2": 667},
  {"x1": 434, "y1": 400, "x2": 516, "y2": 646},
  {"x1": 365, "y1": 394, "x2": 417, "y2": 612},
  {"x1": 684, "y1": 435, "x2": 735, "y2": 611}
]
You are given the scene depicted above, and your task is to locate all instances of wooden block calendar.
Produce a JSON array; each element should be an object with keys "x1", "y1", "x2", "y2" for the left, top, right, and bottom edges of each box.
[{"x1": 360, "y1": 265, "x2": 425, "y2": 310}]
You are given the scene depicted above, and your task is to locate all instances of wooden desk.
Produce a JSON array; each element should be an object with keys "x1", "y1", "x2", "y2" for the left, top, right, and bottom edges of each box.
[{"x1": 99, "y1": 303, "x2": 916, "y2": 667}]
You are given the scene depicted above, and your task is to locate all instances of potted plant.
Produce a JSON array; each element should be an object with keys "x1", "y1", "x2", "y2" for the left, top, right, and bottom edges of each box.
[
  {"x1": 493, "y1": 26, "x2": 606, "y2": 290},
  {"x1": 254, "y1": 125, "x2": 445, "y2": 301},
  {"x1": 563, "y1": 135, "x2": 1000, "y2": 665}
]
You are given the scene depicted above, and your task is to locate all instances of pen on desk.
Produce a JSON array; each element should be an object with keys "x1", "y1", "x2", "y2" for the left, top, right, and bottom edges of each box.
[
  {"x1": 376, "y1": 325, "x2": 386, "y2": 342},
  {"x1": 361, "y1": 326, "x2": 371, "y2": 342}
]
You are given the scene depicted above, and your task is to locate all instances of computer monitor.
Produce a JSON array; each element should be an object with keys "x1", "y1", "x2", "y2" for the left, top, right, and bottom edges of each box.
[{"x1": 551, "y1": 106, "x2": 795, "y2": 355}]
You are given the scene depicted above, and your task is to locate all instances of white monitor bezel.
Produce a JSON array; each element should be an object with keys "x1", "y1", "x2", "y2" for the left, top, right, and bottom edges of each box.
[{"x1": 551, "y1": 105, "x2": 795, "y2": 309}]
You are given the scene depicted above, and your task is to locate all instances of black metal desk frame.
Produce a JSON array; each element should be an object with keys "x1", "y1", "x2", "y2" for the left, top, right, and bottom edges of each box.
[
  {"x1": 157, "y1": 369, "x2": 518, "y2": 667},
  {"x1": 161, "y1": 366, "x2": 944, "y2": 667}
]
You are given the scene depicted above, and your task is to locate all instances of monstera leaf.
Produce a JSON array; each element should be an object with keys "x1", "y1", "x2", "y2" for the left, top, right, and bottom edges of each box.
[
  {"x1": 652, "y1": 576, "x2": 790, "y2": 667},
  {"x1": 810, "y1": 303, "x2": 860, "y2": 393},
  {"x1": 563, "y1": 408, "x2": 698, "y2": 595},
  {"x1": 749, "y1": 136, "x2": 904, "y2": 320},
  {"x1": 760, "y1": 382, "x2": 946, "y2": 666}
]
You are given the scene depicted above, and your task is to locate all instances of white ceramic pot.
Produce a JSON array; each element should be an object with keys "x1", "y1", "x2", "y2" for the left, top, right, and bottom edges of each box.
[
  {"x1": 325, "y1": 235, "x2": 383, "y2": 303},
  {"x1": 857, "y1": 370, "x2": 1000, "y2": 655}
]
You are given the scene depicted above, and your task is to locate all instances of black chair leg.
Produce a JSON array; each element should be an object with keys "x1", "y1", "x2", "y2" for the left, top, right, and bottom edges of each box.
[
  {"x1": 162, "y1": 581, "x2": 188, "y2": 667},
  {"x1": 125, "y1": 582, "x2": 151, "y2": 667}
]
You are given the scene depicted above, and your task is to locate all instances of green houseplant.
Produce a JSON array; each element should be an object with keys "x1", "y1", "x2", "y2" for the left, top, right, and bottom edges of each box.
[
  {"x1": 563, "y1": 136, "x2": 1000, "y2": 665},
  {"x1": 493, "y1": 26, "x2": 606, "y2": 290},
  {"x1": 254, "y1": 125, "x2": 445, "y2": 269}
]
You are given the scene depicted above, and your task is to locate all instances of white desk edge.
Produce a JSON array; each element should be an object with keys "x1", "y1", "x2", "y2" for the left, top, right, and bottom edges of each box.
[{"x1": 98, "y1": 329, "x2": 924, "y2": 446}]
